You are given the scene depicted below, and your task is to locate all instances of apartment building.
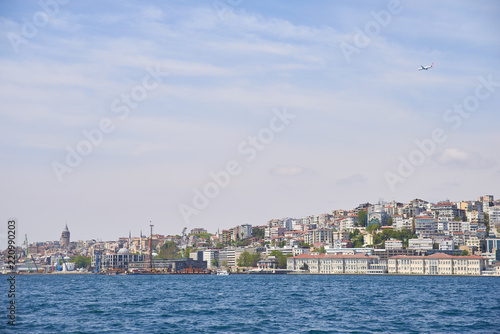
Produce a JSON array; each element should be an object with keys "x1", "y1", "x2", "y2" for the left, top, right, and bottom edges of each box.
[
  {"x1": 408, "y1": 238, "x2": 433, "y2": 251},
  {"x1": 385, "y1": 238, "x2": 403, "y2": 250},
  {"x1": 415, "y1": 215, "x2": 437, "y2": 238}
]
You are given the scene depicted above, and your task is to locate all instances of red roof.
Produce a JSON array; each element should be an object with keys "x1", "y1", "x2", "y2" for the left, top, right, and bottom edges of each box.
[
  {"x1": 432, "y1": 202, "x2": 454, "y2": 207},
  {"x1": 291, "y1": 253, "x2": 377, "y2": 259},
  {"x1": 390, "y1": 253, "x2": 487, "y2": 260}
]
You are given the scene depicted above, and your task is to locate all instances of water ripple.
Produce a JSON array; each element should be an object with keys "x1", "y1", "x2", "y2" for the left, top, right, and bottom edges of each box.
[{"x1": 0, "y1": 275, "x2": 499, "y2": 333}]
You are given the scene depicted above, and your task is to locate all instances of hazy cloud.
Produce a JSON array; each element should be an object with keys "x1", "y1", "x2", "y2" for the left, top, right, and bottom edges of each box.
[
  {"x1": 434, "y1": 147, "x2": 496, "y2": 169},
  {"x1": 336, "y1": 174, "x2": 367, "y2": 186},
  {"x1": 270, "y1": 165, "x2": 309, "y2": 177}
]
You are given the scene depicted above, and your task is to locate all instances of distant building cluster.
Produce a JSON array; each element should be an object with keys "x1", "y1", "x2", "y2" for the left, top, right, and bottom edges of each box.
[{"x1": 2, "y1": 194, "x2": 500, "y2": 276}]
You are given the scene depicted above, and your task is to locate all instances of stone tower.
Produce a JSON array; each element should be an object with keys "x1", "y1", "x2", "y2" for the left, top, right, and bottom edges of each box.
[{"x1": 60, "y1": 224, "x2": 70, "y2": 248}]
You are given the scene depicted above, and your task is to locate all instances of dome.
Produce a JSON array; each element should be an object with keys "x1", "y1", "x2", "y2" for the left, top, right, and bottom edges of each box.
[{"x1": 117, "y1": 248, "x2": 130, "y2": 255}]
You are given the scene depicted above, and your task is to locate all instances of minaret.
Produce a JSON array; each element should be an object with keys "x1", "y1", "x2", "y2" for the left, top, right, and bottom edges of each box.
[
  {"x1": 128, "y1": 230, "x2": 131, "y2": 249},
  {"x1": 140, "y1": 230, "x2": 142, "y2": 255},
  {"x1": 148, "y1": 223, "x2": 154, "y2": 271}
]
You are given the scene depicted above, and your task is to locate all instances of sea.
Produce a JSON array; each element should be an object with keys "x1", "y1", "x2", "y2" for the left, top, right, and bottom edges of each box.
[{"x1": 2, "y1": 274, "x2": 499, "y2": 333}]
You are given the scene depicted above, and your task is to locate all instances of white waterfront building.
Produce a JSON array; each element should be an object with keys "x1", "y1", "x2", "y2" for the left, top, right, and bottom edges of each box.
[
  {"x1": 387, "y1": 253, "x2": 487, "y2": 275},
  {"x1": 287, "y1": 253, "x2": 378, "y2": 274}
]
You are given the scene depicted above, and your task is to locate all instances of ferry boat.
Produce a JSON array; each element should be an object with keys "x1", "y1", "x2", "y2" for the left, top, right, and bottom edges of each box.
[{"x1": 216, "y1": 269, "x2": 229, "y2": 276}]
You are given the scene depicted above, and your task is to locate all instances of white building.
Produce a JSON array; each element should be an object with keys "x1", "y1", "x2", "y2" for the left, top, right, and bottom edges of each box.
[
  {"x1": 388, "y1": 253, "x2": 487, "y2": 275},
  {"x1": 394, "y1": 216, "x2": 412, "y2": 231},
  {"x1": 385, "y1": 238, "x2": 403, "y2": 250},
  {"x1": 218, "y1": 248, "x2": 236, "y2": 267},
  {"x1": 439, "y1": 239, "x2": 454, "y2": 251},
  {"x1": 489, "y1": 206, "x2": 500, "y2": 226},
  {"x1": 203, "y1": 249, "x2": 219, "y2": 268},
  {"x1": 287, "y1": 253, "x2": 378, "y2": 274},
  {"x1": 238, "y1": 224, "x2": 252, "y2": 240},
  {"x1": 408, "y1": 238, "x2": 433, "y2": 251},
  {"x1": 293, "y1": 246, "x2": 310, "y2": 257}
]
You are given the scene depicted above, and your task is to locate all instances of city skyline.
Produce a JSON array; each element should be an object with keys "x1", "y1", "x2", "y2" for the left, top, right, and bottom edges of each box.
[
  {"x1": 1, "y1": 1, "x2": 499, "y2": 247},
  {"x1": 14, "y1": 194, "x2": 499, "y2": 246}
]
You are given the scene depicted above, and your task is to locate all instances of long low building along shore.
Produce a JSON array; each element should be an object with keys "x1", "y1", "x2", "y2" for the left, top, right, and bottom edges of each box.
[{"x1": 287, "y1": 253, "x2": 489, "y2": 275}]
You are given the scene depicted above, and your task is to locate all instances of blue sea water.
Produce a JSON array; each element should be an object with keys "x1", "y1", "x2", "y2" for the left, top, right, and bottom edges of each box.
[{"x1": 1, "y1": 274, "x2": 499, "y2": 333}]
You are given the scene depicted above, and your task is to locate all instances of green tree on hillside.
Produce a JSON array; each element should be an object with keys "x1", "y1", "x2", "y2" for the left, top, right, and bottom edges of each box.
[
  {"x1": 158, "y1": 241, "x2": 183, "y2": 259},
  {"x1": 237, "y1": 251, "x2": 261, "y2": 267},
  {"x1": 269, "y1": 250, "x2": 291, "y2": 269},
  {"x1": 366, "y1": 223, "x2": 379, "y2": 234},
  {"x1": 358, "y1": 210, "x2": 367, "y2": 227},
  {"x1": 252, "y1": 227, "x2": 265, "y2": 239},
  {"x1": 69, "y1": 255, "x2": 91, "y2": 269}
]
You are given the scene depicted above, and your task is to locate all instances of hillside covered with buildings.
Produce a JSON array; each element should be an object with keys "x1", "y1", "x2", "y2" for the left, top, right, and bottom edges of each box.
[{"x1": 3, "y1": 195, "x2": 500, "y2": 276}]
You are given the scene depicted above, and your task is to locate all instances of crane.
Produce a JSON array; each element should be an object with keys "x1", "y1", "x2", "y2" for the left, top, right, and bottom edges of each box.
[{"x1": 31, "y1": 255, "x2": 41, "y2": 273}]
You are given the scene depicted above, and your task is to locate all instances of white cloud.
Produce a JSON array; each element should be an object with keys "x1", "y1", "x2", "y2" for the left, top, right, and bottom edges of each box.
[
  {"x1": 336, "y1": 174, "x2": 367, "y2": 186},
  {"x1": 0, "y1": 0, "x2": 499, "y2": 245},
  {"x1": 270, "y1": 165, "x2": 308, "y2": 177},
  {"x1": 434, "y1": 147, "x2": 496, "y2": 169}
]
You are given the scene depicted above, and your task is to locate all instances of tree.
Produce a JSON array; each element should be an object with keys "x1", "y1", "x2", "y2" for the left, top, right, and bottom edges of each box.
[
  {"x1": 366, "y1": 223, "x2": 379, "y2": 234},
  {"x1": 411, "y1": 218, "x2": 416, "y2": 234},
  {"x1": 349, "y1": 229, "x2": 364, "y2": 248},
  {"x1": 358, "y1": 210, "x2": 367, "y2": 227},
  {"x1": 460, "y1": 249, "x2": 469, "y2": 256},
  {"x1": 485, "y1": 213, "x2": 490, "y2": 237},
  {"x1": 211, "y1": 258, "x2": 219, "y2": 267},
  {"x1": 387, "y1": 217, "x2": 393, "y2": 226},
  {"x1": 189, "y1": 232, "x2": 212, "y2": 240},
  {"x1": 183, "y1": 246, "x2": 193, "y2": 258},
  {"x1": 349, "y1": 229, "x2": 361, "y2": 238},
  {"x1": 232, "y1": 239, "x2": 251, "y2": 247},
  {"x1": 269, "y1": 250, "x2": 291, "y2": 269},
  {"x1": 318, "y1": 246, "x2": 326, "y2": 254},
  {"x1": 159, "y1": 241, "x2": 182, "y2": 259},
  {"x1": 298, "y1": 241, "x2": 311, "y2": 248},
  {"x1": 252, "y1": 227, "x2": 265, "y2": 239},
  {"x1": 69, "y1": 255, "x2": 91, "y2": 269},
  {"x1": 237, "y1": 251, "x2": 261, "y2": 267},
  {"x1": 300, "y1": 263, "x2": 309, "y2": 271}
]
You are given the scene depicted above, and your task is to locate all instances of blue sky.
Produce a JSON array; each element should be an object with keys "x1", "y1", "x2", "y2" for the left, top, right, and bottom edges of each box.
[{"x1": 1, "y1": 0, "x2": 499, "y2": 245}]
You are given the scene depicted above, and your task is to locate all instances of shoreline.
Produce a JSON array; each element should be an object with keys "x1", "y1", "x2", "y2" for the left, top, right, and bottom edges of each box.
[{"x1": 2, "y1": 272, "x2": 497, "y2": 277}]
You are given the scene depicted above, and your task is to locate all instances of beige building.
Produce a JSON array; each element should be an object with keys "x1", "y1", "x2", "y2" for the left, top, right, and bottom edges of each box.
[
  {"x1": 388, "y1": 253, "x2": 487, "y2": 275},
  {"x1": 466, "y1": 237, "x2": 481, "y2": 249},
  {"x1": 385, "y1": 238, "x2": 403, "y2": 250},
  {"x1": 287, "y1": 253, "x2": 378, "y2": 274}
]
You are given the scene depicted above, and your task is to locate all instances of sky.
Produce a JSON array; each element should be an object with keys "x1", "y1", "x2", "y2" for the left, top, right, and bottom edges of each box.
[{"x1": 1, "y1": 0, "x2": 499, "y2": 247}]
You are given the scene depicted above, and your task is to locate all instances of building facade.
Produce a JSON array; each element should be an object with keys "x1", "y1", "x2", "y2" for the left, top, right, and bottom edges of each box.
[
  {"x1": 388, "y1": 253, "x2": 487, "y2": 275},
  {"x1": 287, "y1": 253, "x2": 378, "y2": 274}
]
